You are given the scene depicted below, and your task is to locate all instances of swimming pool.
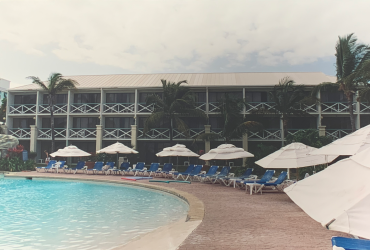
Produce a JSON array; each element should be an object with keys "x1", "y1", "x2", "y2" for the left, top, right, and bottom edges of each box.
[{"x1": 0, "y1": 176, "x2": 188, "y2": 250}]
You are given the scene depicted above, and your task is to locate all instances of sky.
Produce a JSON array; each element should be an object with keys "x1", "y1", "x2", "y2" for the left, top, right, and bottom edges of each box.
[{"x1": 1, "y1": 0, "x2": 369, "y2": 88}]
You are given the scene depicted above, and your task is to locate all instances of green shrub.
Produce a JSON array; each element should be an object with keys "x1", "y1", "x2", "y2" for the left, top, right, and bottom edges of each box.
[{"x1": 28, "y1": 151, "x2": 38, "y2": 160}]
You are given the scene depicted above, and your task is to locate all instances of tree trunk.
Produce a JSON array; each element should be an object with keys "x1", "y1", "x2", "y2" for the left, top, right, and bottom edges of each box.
[
  {"x1": 49, "y1": 94, "x2": 55, "y2": 154},
  {"x1": 347, "y1": 94, "x2": 356, "y2": 132}
]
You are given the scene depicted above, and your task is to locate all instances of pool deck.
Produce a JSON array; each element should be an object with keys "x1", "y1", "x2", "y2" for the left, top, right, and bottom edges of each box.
[{"x1": 6, "y1": 171, "x2": 348, "y2": 250}]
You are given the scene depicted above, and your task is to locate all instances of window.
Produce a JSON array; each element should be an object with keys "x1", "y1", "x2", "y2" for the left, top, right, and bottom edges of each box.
[
  {"x1": 14, "y1": 95, "x2": 36, "y2": 104},
  {"x1": 43, "y1": 94, "x2": 68, "y2": 104},
  {"x1": 181, "y1": 117, "x2": 205, "y2": 128},
  {"x1": 322, "y1": 117, "x2": 351, "y2": 129},
  {"x1": 193, "y1": 92, "x2": 206, "y2": 102},
  {"x1": 13, "y1": 118, "x2": 35, "y2": 128},
  {"x1": 245, "y1": 92, "x2": 268, "y2": 102},
  {"x1": 106, "y1": 93, "x2": 135, "y2": 103},
  {"x1": 138, "y1": 117, "x2": 168, "y2": 128},
  {"x1": 208, "y1": 91, "x2": 242, "y2": 102},
  {"x1": 74, "y1": 93, "x2": 101, "y2": 103},
  {"x1": 42, "y1": 118, "x2": 67, "y2": 128},
  {"x1": 139, "y1": 92, "x2": 162, "y2": 103},
  {"x1": 73, "y1": 117, "x2": 100, "y2": 128},
  {"x1": 321, "y1": 92, "x2": 347, "y2": 103},
  {"x1": 209, "y1": 117, "x2": 224, "y2": 129},
  {"x1": 287, "y1": 117, "x2": 316, "y2": 129},
  {"x1": 105, "y1": 117, "x2": 135, "y2": 128}
]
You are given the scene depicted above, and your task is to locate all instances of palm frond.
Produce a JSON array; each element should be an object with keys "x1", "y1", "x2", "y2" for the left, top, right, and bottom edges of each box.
[
  {"x1": 143, "y1": 111, "x2": 166, "y2": 134},
  {"x1": 174, "y1": 117, "x2": 189, "y2": 136},
  {"x1": 52, "y1": 79, "x2": 78, "y2": 94},
  {"x1": 311, "y1": 82, "x2": 338, "y2": 98},
  {"x1": 27, "y1": 76, "x2": 48, "y2": 91},
  {"x1": 194, "y1": 132, "x2": 222, "y2": 142}
]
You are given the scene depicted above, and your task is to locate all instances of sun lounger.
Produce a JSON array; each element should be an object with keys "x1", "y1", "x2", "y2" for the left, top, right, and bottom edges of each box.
[
  {"x1": 85, "y1": 161, "x2": 104, "y2": 174},
  {"x1": 209, "y1": 166, "x2": 231, "y2": 184},
  {"x1": 195, "y1": 165, "x2": 218, "y2": 182},
  {"x1": 173, "y1": 165, "x2": 195, "y2": 180},
  {"x1": 238, "y1": 170, "x2": 275, "y2": 194},
  {"x1": 108, "y1": 162, "x2": 130, "y2": 175},
  {"x1": 131, "y1": 162, "x2": 145, "y2": 176},
  {"x1": 156, "y1": 163, "x2": 174, "y2": 178},
  {"x1": 51, "y1": 161, "x2": 66, "y2": 173},
  {"x1": 104, "y1": 162, "x2": 115, "y2": 175},
  {"x1": 225, "y1": 168, "x2": 256, "y2": 187},
  {"x1": 183, "y1": 165, "x2": 203, "y2": 181},
  {"x1": 65, "y1": 161, "x2": 86, "y2": 174},
  {"x1": 140, "y1": 163, "x2": 159, "y2": 176},
  {"x1": 36, "y1": 160, "x2": 57, "y2": 172},
  {"x1": 255, "y1": 171, "x2": 288, "y2": 193},
  {"x1": 332, "y1": 236, "x2": 370, "y2": 250}
]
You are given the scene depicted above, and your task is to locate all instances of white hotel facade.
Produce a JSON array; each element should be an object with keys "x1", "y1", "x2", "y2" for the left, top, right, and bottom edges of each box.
[{"x1": 4, "y1": 72, "x2": 368, "y2": 163}]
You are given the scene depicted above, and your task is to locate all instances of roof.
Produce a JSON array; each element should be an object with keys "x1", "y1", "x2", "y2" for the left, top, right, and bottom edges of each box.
[{"x1": 9, "y1": 72, "x2": 337, "y2": 91}]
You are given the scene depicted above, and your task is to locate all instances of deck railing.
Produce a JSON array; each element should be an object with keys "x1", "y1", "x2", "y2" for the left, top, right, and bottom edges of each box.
[
  {"x1": 173, "y1": 128, "x2": 205, "y2": 139},
  {"x1": 326, "y1": 129, "x2": 352, "y2": 140},
  {"x1": 138, "y1": 103, "x2": 154, "y2": 113},
  {"x1": 321, "y1": 102, "x2": 355, "y2": 113},
  {"x1": 9, "y1": 104, "x2": 36, "y2": 114},
  {"x1": 9, "y1": 128, "x2": 31, "y2": 138},
  {"x1": 38, "y1": 128, "x2": 67, "y2": 138},
  {"x1": 70, "y1": 103, "x2": 100, "y2": 113},
  {"x1": 248, "y1": 129, "x2": 282, "y2": 140},
  {"x1": 103, "y1": 128, "x2": 131, "y2": 139},
  {"x1": 39, "y1": 104, "x2": 68, "y2": 114},
  {"x1": 138, "y1": 128, "x2": 170, "y2": 139},
  {"x1": 103, "y1": 103, "x2": 135, "y2": 113},
  {"x1": 69, "y1": 128, "x2": 97, "y2": 138}
]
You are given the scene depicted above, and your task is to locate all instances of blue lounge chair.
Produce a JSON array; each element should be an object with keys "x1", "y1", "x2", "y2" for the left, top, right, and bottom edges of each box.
[
  {"x1": 156, "y1": 163, "x2": 174, "y2": 178},
  {"x1": 209, "y1": 166, "x2": 231, "y2": 184},
  {"x1": 173, "y1": 165, "x2": 195, "y2": 180},
  {"x1": 237, "y1": 169, "x2": 275, "y2": 186},
  {"x1": 225, "y1": 168, "x2": 256, "y2": 187},
  {"x1": 85, "y1": 162, "x2": 104, "y2": 175},
  {"x1": 131, "y1": 162, "x2": 145, "y2": 176},
  {"x1": 332, "y1": 236, "x2": 370, "y2": 250},
  {"x1": 140, "y1": 163, "x2": 159, "y2": 176},
  {"x1": 255, "y1": 171, "x2": 288, "y2": 193},
  {"x1": 50, "y1": 161, "x2": 66, "y2": 173},
  {"x1": 108, "y1": 162, "x2": 130, "y2": 175},
  {"x1": 65, "y1": 161, "x2": 86, "y2": 174},
  {"x1": 184, "y1": 165, "x2": 203, "y2": 181},
  {"x1": 104, "y1": 162, "x2": 115, "y2": 175},
  {"x1": 195, "y1": 165, "x2": 219, "y2": 182},
  {"x1": 36, "y1": 160, "x2": 57, "y2": 172}
]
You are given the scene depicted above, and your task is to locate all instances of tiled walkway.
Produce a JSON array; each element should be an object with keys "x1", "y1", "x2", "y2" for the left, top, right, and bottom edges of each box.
[{"x1": 8, "y1": 172, "x2": 347, "y2": 250}]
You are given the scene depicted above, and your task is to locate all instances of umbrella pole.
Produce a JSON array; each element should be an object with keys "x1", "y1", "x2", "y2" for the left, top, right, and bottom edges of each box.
[
  {"x1": 116, "y1": 152, "x2": 119, "y2": 168},
  {"x1": 287, "y1": 168, "x2": 290, "y2": 179},
  {"x1": 177, "y1": 156, "x2": 179, "y2": 171}
]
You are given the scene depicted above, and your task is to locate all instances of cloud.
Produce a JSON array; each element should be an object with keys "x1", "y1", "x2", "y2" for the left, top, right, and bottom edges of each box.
[{"x1": 0, "y1": 0, "x2": 369, "y2": 75}]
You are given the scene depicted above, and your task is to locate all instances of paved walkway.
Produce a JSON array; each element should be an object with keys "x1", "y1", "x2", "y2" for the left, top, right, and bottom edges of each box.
[{"x1": 7, "y1": 172, "x2": 347, "y2": 249}]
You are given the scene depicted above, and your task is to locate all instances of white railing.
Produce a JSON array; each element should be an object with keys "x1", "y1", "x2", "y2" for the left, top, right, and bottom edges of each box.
[
  {"x1": 286, "y1": 129, "x2": 308, "y2": 137},
  {"x1": 138, "y1": 103, "x2": 154, "y2": 113},
  {"x1": 69, "y1": 128, "x2": 96, "y2": 138},
  {"x1": 9, "y1": 104, "x2": 36, "y2": 114},
  {"x1": 245, "y1": 102, "x2": 276, "y2": 113},
  {"x1": 70, "y1": 103, "x2": 100, "y2": 113},
  {"x1": 298, "y1": 103, "x2": 317, "y2": 113},
  {"x1": 195, "y1": 102, "x2": 206, "y2": 111},
  {"x1": 9, "y1": 128, "x2": 31, "y2": 138},
  {"x1": 326, "y1": 129, "x2": 351, "y2": 140},
  {"x1": 321, "y1": 102, "x2": 355, "y2": 113},
  {"x1": 360, "y1": 103, "x2": 370, "y2": 113},
  {"x1": 103, "y1": 128, "x2": 131, "y2": 139},
  {"x1": 138, "y1": 128, "x2": 170, "y2": 139},
  {"x1": 39, "y1": 104, "x2": 68, "y2": 114},
  {"x1": 38, "y1": 128, "x2": 67, "y2": 138},
  {"x1": 208, "y1": 102, "x2": 220, "y2": 112},
  {"x1": 173, "y1": 128, "x2": 205, "y2": 139},
  {"x1": 249, "y1": 129, "x2": 282, "y2": 140},
  {"x1": 103, "y1": 103, "x2": 135, "y2": 113}
]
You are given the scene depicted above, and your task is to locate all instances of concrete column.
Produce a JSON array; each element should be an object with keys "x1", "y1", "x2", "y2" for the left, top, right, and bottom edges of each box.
[
  {"x1": 131, "y1": 125, "x2": 137, "y2": 150},
  {"x1": 318, "y1": 125, "x2": 326, "y2": 137},
  {"x1": 204, "y1": 125, "x2": 211, "y2": 153},
  {"x1": 96, "y1": 125, "x2": 103, "y2": 152},
  {"x1": 30, "y1": 125, "x2": 37, "y2": 152},
  {"x1": 242, "y1": 133, "x2": 248, "y2": 167},
  {"x1": 0, "y1": 124, "x2": 8, "y2": 134}
]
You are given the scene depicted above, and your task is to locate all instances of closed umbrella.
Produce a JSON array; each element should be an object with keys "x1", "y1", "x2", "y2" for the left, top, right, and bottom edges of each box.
[
  {"x1": 255, "y1": 142, "x2": 337, "y2": 180},
  {"x1": 97, "y1": 142, "x2": 138, "y2": 167},
  {"x1": 156, "y1": 144, "x2": 199, "y2": 169},
  {"x1": 285, "y1": 147, "x2": 370, "y2": 239},
  {"x1": 199, "y1": 144, "x2": 254, "y2": 161}
]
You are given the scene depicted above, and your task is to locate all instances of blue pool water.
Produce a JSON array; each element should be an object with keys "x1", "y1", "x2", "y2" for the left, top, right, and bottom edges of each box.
[{"x1": 0, "y1": 176, "x2": 188, "y2": 250}]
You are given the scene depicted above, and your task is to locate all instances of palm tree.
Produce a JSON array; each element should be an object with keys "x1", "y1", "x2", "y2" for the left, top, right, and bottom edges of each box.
[
  {"x1": 144, "y1": 79, "x2": 206, "y2": 145},
  {"x1": 269, "y1": 77, "x2": 309, "y2": 144},
  {"x1": 313, "y1": 33, "x2": 370, "y2": 132},
  {"x1": 27, "y1": 73, "x2": 78, "y2": 153},
  {"x1": 196, "y1": 94, "x2": 262, "y2": 143}
]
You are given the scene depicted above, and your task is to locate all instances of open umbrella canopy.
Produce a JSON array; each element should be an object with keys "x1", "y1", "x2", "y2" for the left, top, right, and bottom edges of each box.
[
  {"x1": 285, "y1": 147, "x2": 370, "y2": 239},
  {"x1": 97, "y1": 142, "x2": 138, "y2": 154},
  {"x1": 199, "y1": 144, "x2": 254, "y2": 161},
  {"x1": 156, "y1": 144, "x2": 199, "y2": 157},
  {"x1": 50, "y1": 145, "x2": 91, "y2": 157},
  {"x1": 256, "y1": 142, "x2": 337, "y2": 169},
  {"x1": 310, "y1": 124, "x2": 370, "y2": 156},
  {"x1": 0, "y1": 135, "x2": 19, "y2": 150}
]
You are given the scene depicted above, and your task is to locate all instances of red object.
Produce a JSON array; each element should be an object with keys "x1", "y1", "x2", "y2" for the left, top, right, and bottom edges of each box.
[
  {"x1": 121, "y1": 177, "x2": 137, "y2": 181},
  {"x1": 199, "y1": 150, "x2": 205, "y2": 155}
]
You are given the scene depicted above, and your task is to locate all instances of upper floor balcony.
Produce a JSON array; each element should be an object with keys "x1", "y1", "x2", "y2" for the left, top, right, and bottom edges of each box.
[
  {"x1": 38, "y1": 128, "x2": 67, "y2": 139},
  {"x1": 103, "y1": 128, "x2": 131, "y2": 139},
  {"x1": 9, "y1": 104, "x2": 36, "y2": 114},
  {"x1": 321, "y1": 102, "x2": 356, "y2": 113},
  {"x1": 70, "y1": 103, "x2": 100, "y2": 113},
  {"x1": 39, "y1": 104, "x2": 68, "y2": 114},
  {"x1": 103, "y1": 103, "x2": 135, "y2": 113}
]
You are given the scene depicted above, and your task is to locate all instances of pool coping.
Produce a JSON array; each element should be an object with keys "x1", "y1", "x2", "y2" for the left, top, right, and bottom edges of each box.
[{"x1": 3, "y1": 173, "x2": 205, "y2": 222}]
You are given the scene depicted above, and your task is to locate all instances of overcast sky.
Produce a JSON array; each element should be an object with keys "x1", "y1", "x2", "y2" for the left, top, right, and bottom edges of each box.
[{"x1": 1, "y1": 0, "x2": 369, "y2": 88}]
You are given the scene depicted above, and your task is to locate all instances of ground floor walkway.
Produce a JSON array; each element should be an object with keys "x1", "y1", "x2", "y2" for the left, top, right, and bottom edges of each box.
[{"x1": 8, "y1": 172, "x2": 347, "y2": 249}]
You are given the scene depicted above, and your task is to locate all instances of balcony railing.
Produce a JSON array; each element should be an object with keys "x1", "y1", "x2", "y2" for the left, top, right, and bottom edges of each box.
[
  {"x1": 208, "y1": 102, "x2": 220, "y2": 112},
  {"x1": 326, "y1": 129, "x2": 352, "y2": 140},
  {"x1": 138, "y1": 128, "x2": 170, "y2": 139},
  {"x1": 173, "y1": 128, "x2": 205, "y2": 139},
  {"x1": 9, "y1": 128, "x2": 31, "y2": 139},
  {"x1": 9, "y1": 104, "x2": 36, "y2": 114},
  {"x1": 103, "y1": 128, "x2": 131, "y2": 139},
  {"x1": 248, "y1": 129, "x2": 282, "y2": 140},
  {"x1": 69, "y1": 128, "x2": 96, "y2": 138},
  {"x1": 195, "y1": 102, "x2": 206, "y2": 111},
  {"x1": 38, "y1": 128, "x2": 67, "y2": 138},
  {"x1": 298, "y1": 103, "x2": 318, "y2": 113},
  {"x1": 39, "y1": 104, "x2": 68, "y2": 114},
  {"x1": 321, "y1": 102, "x2": 355, "y2": 113},
  {"x1": 286, "y1": 129, "x2": 309, "y2": 137},
  {"x1": 103, "y1": 103, "x2": 135, "y2": 113},
  {"x1": 138, "y1": 103, "x2": 154, "y2": 113},
  {"x1": 360, "y1": 103, "x2": 370, "y2": 113},
  {"x1": 245, "y1": 102, "x2": 276, "y2": 113},
  {"x1": 70, "y1": 103, "x2": 100, "y2": 113}
]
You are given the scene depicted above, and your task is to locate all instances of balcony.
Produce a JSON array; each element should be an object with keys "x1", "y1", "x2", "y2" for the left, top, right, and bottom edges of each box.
[
  {"x1": 173, "y1": 128, "x2": 205, "y2": 139},
  {"x1": 103, "y1": 128, "x2": 131, "y2": 139},
  {"x1": 208, "y1": 102, "x2": 220, "y2": 112},
  {"x1": 39, "y1": 104, "x2": 68, "y2": 114},
  {"x1": 70, "y1": 103, "x2": 100, "y2": 113},
  {"x1": 321, "y1": 102, "x2": 355, "y2": 113},
  {"x1": 245, "y1": 102, "x2": 276, "y2": 113},
  {"x1": 9, "y1": 104, "x2": 36, "y2": 114},
  {"x1": 9, "y1": 128, "x2": 31, "y2": 139},
  {"x1": 38, "y1": 128, "x2": 67, "y2": 139},
  {"x1": 195, "y1": 102, "x2": 206, "y2": 111},
  {"x1": 326, "y1": 129, "x2": 352, "y2": 140},
  {"x1": 137, "y1": 103, "x2": 154, "y2": 113},
  {"x1": 138, "y1": 128, "x2": 170, "y2": 139},
  {"x1": 360, "y1": 103, "x2": 370, "y2": 113},
  {"x1": 103, "y1": 103, "x2": 135, "y2": 113},
  {"x1": 69, "y1": 128, "x2": 96, "y2": 138},
  {"x1": 248, "y1": 129, "x2": 282, "y2": 140}
]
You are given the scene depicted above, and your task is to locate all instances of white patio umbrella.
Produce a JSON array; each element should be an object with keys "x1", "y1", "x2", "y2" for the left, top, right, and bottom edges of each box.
[
  {"x1": 285, "y1": 147, "x2": 370, "y2": 239},
  {"x1": 50, "y1": 145, "x2": 91, "y2": 157},
  {"x1": 97, "y1": 142, "x2": 138, "y2": 166},
  {"x1": 310, "y1": 124, "x2": 370, "y2": 156},
  {"x1": 255, "y1": 142, "x2": 337, "y2": 180},
  {"x1": 199, "y1": 144, "x2": 254, "y2": 161},
  {"x1": 156, "y1": 144, "x2": 199, "y2": 169}
]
